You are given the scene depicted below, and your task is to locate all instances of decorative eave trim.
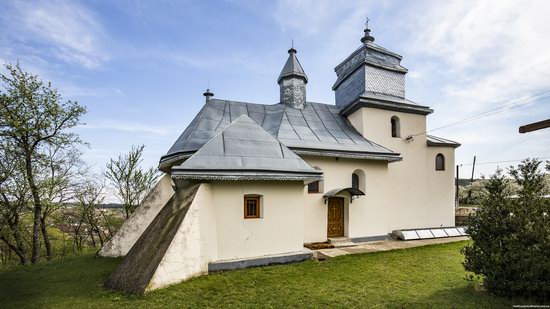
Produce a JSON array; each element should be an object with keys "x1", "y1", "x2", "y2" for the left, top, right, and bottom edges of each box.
[
  {"x1": 171, "y1": 170, "x2": 323, "y2": 182},
  {"x1": 290, "y1": 148, "x2": 402, "y2": 163},
  {"x1": 340, "y1": 96, "x2": 433, "y2": 117}
]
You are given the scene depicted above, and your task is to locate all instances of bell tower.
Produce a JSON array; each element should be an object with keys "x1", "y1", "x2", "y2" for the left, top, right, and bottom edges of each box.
[{"x1": 333, "y1": 22, "x2": 408, "y2": 108}]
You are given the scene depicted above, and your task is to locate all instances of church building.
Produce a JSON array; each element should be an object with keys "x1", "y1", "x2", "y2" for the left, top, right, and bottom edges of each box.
[{"x1": 101, "y1": 24, "x2": 460, "y2": 294}]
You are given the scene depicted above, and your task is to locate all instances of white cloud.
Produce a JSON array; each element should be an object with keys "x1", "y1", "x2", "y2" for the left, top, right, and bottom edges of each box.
[
  {"x1": 271, "y1": 0, "x2": 550, "y2": 177},
  {"x1": 78, "y1": 120, "x2": 177, "y2": 137},
  {"x1": 0, "y1": 0, "x2": 109, "y2": 69},
  {"x1": 406, "y1": 0, "x2": 550, "y2": 111}
]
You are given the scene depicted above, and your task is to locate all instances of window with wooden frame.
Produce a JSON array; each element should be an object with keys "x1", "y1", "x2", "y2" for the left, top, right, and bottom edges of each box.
[
  {"x1": 244, "y1": 196, "x2": 261, "y2": 219},
  {"x1": 308, "y1": 181, "x2": 320, "y2": 193}
]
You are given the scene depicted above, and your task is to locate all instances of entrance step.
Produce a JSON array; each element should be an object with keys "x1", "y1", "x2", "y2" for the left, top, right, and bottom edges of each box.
[{"x1": 327, "y1": 237, "x2": 355, "y2": 248}]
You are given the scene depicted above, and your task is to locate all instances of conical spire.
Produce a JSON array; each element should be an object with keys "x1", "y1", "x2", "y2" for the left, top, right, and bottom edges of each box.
[
  {"x1": 277, "y1": 48, "x2": 308, "y2": 84},
  {"x1": 278, "y1": 46, "x2": 308, "y2": 109}
]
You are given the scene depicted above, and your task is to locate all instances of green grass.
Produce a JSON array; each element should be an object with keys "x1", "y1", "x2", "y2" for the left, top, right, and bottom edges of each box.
[{"x1": 0, "y1": 241, "x2": 530, "y2": 308}]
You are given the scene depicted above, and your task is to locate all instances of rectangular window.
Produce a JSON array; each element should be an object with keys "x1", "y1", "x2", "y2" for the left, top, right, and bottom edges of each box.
[
  {"x1": 308, "y1": 181, "x2": 320, "y2": 194},
  {"x1": 244, "y1": 196, "x2": 261, "y2": 219}
]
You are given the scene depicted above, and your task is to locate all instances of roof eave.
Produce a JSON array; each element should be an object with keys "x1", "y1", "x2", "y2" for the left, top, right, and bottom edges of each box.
[
  {"x1": 427, "y1": 141, "x2": 461, "y2": 148},
  {"x1": 158, "y1": 151, "x2": 194, "y2": 172},
  {"x1": 277, "y1": 73, "x2": 308, "y2": 84},
  {"x1": 291, "y1": 148, "x2": 402, "y2": 162},
  {"x1": 171, "y1": 169, "x2": 323, "y2": 182},
  {"x1": 339, "y1": 96, "x2": 433, "y2": 117}
]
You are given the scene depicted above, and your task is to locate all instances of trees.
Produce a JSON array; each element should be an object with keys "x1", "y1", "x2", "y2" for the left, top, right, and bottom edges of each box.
[
  {"x1": 37, "y1": 144, "x2": 86, "y2": 259},
  {"x1": 71, "y1": 177, "x2": 106, "y2": 251},
  {"x1": 462, "y1": 158, "x2": 550, "y2": 299},
  {"x1": 105, "y1": 145, "x2": 158, "y2": 219},
  {"x1": 0, "y1": 62, "x2": 86, "y2": 264},
  {"x1": 0, "y1": 142, "x2": 30, "y2": 265}
]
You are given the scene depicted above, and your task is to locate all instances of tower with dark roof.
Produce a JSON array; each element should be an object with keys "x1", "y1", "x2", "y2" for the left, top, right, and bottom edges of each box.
[
  {"x1": 333, "y1": 23, "x2": 409, "y2": 109},
  {"x1": 278, "y1": 47, "x2": 308, "y2": 109}
]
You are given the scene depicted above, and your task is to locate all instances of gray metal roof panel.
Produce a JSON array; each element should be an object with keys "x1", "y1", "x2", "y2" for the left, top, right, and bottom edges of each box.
[
  {"x1": 426, "y1": 135, "x2": 461, "y2": 148},
  {"x1": 161, "y1": 99, "x2": 400, "y2": 166},
  {"x1": 173, "y1": 115, "x2": 322, "y2": 179}
]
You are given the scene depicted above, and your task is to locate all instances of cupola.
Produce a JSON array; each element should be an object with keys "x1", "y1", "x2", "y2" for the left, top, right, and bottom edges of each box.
[{"x1": 278, "y1": 47, "x2": 308, "y2": 109}]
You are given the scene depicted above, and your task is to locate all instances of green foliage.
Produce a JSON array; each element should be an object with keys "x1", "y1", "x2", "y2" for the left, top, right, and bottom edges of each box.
[
  {"x1": 105, "y1": 145, "x2": 158, "y2": 218},
  {"x1": 0, "y1": 62, "x2": 86, "y2": 153},
  {"x1": 0, "y1": 62, "x2": 87, "y2": 264},
  {"x1": 462, "y1": 158, "x2": 550, "y2": 299},
  {"x1": 0, "y1": 241, "x2": 531, "y2": 308}
]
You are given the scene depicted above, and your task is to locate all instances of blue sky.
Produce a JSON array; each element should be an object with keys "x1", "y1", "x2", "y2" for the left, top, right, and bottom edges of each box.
[{"x1": 1, "y1": 0, "x2": 549, "y2": 180}]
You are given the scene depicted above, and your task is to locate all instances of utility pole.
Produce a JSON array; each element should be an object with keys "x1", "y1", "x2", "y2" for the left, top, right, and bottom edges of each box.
[
  {"x1": 467, "y1": 156, "x2": 476, "y2": 205},
  {"x1": 456, "y1": 164, "x2": 460, "y2": 208}
]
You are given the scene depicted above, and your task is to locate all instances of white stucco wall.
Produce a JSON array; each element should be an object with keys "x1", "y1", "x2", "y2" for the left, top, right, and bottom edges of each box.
[
  {"x1": 350, "y1": 107, "x2": 455, "y2": 226},
  {"x1": 99, "y1": 174, "x2": 174, "y2": 257},
  {"x1": 301, "y1": 107, "x2": 456, "y2": 242},
  {"x1": 147, "y1": 183, "x2": 215, "y2": 291},
  {"x1": 426, "y1": 146, "x2": 456, "y2": 226},
  {"x1": 303, "y1": 157, "x2": 390, "y2": 243},
  {"x1": 210, "y1": 181, "x2": 305, "y2": 261}
]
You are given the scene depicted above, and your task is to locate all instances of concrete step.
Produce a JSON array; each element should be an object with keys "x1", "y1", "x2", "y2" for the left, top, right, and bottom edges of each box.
[{"x1": 327, "y1": 237, "x2": 355, "y2": 248}]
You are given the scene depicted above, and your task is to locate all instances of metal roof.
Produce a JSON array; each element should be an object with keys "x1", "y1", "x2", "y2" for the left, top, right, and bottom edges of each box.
[
  {"x1": 333, "y1": 41, "x2": 408, "y2": 90},
  {"x1": 171, "y1": 115, "x2": 323, "y2": 181},
  {"x1": 278, "y1": 48, "x2": 308, "y2": 83},
  {"x1": 339, "y1": 92, "x2": 434, "y2": 117},
  {"x1": 160, "y1": 99, "x2": 401, "y2": 169},
  {"x1": 426, "y1": 135, "x2": 461, "y2": 148}
]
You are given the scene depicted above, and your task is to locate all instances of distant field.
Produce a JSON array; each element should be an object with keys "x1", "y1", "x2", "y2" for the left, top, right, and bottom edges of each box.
[{"x1": 0, "y1": 241, "x2": 533, "y2": 308}]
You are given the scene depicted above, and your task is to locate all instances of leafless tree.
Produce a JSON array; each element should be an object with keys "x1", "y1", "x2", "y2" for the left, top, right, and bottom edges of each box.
[{"x1": 105, "y1": 145, "x2": 158, "y2": 218}]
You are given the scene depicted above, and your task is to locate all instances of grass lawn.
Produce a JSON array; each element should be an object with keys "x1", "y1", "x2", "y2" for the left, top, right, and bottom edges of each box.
[{"x1": 0, "y1": 241, "x2": 530, "y2": 308}]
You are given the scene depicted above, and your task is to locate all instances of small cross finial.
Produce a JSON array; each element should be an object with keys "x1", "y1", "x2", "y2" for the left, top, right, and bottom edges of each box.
[{"x1": 288, "y1": 39, "x2": 297, "y2": 54}]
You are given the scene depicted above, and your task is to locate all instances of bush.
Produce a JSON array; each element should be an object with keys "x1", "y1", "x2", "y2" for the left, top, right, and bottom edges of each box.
[{"x1": 462, "y1": 158, "x2": 550, "y2": 299}]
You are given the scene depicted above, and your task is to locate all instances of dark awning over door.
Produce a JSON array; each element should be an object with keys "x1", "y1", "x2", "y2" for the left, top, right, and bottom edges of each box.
[{"x1": 323, "y1": 187, "x2": 365, "y2": 204}]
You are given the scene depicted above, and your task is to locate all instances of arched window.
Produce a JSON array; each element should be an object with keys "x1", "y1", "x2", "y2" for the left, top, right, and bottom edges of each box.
[
  {"x1": 352, "y1": 173, "x2": 359, "y2": 190},
  {"x1": 435, "y1": 153, "x2": 445, "y2": 171},
  {"x1": 351, "y1": 169, "x2": 366, "y2": 192},
  {"x1": 391, "y1": 116, "x2": 400, "y2": 138}
]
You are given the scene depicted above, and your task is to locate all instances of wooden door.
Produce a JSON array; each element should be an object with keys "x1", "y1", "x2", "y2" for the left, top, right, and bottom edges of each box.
[{"x1": 327, "y1": 197, "x2": 344, "y2": 237}]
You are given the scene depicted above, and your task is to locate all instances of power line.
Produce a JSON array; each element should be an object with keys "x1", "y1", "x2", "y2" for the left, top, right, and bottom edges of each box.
[
  {"x1": 484, "y1": 136, "x2": 533, "y2": 159},
  {"x1": 459, "y1": 156, "x2": 550, "y2": 166},
  {"x1": 410, "y1": 89, "x2": 550, "y2": 137},
  {"x1": 421, "y1": 95, "x2": 550, "y2": 136}
]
